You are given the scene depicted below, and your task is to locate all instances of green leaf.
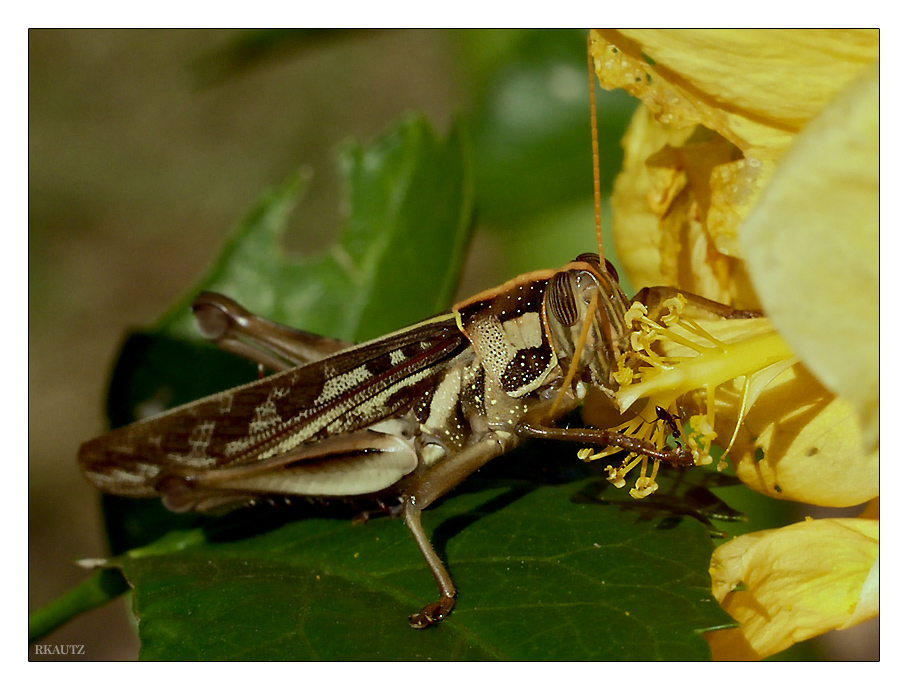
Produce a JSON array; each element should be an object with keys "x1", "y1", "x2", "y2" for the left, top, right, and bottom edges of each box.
[{"x1": 112, "y1": 462, "x2": 731, "y2": 661}]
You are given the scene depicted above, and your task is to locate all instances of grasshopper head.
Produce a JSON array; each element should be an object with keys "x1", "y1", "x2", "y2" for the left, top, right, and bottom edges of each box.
[{"x1": 544, "y1": 254, "x2": 632, "y2": 393}]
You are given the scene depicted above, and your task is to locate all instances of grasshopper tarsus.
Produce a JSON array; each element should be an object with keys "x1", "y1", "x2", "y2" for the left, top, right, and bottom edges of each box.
[
  {"x1": 409, "y1": 595, "x2": 456, "y2": 629},
  {"x1": 351, "y1": 497, "x2": 402, "y2": 525}
]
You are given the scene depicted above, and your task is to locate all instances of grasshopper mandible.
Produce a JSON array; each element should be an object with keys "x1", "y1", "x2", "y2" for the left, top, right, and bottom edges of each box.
[{"x1": 78, "y1": 40, "x2": 756, "y2": 629}]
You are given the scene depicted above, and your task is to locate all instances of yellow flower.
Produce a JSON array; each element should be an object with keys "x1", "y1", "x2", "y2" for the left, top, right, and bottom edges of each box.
[
  {"x1": 589, "y1": 29, "x2": 879, "y2": 659},
  {"x1": 707, "y1": 511, "x2": 879, "y2": 661}
]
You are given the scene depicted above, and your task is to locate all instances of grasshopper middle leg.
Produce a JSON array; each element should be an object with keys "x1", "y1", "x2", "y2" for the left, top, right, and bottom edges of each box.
[{"x1": 402, "y1": 432, "x2": 516, "y2": 628}]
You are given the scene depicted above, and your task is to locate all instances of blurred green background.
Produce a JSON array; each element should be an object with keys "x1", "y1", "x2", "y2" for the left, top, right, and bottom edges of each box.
[{"x1": 29, "y1": 29, "x2": 877, "y2": 660}]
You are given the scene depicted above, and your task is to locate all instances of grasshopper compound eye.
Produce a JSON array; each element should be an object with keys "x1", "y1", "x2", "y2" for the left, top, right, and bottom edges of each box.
[{"x1": 548, "y1": 270, "x2": 579, "y2": 327}]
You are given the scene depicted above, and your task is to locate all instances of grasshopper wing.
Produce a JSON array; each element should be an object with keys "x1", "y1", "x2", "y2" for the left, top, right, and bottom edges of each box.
[{"x1": 79, "y1": 314, "x2": 468, "y2": 512}]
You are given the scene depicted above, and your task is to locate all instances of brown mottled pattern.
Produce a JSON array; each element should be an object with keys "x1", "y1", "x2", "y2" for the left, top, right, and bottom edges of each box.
[{"x1": 79, "y1": 316, "x2": 467, "y2": 494}]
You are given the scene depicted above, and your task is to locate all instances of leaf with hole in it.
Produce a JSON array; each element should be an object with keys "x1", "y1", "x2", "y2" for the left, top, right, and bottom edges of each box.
[
  {"x1": 99, "y1": 114, "x2": 473, "y2": 554},
  {"x1": 156, "y1": 113, "x2": 473, "y2": 344}
]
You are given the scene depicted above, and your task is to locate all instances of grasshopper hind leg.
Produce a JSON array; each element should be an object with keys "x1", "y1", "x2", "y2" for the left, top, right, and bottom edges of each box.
[
  {"x1": 401, "y1": 432, "x2": 515, "y2": 628},
  {"x1": 192, "y1": 292, "x2": 351, "y2": 372}
]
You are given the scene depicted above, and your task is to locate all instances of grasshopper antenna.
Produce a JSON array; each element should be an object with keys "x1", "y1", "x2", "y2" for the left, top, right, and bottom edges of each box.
[
  {"x1": 587, "y1": 32, "x2": 605, "y2": 269},
  {"x1": 543, "y1": 36, "x2": 608, "y2": 424},
  {"x1": 545, "y1": 34, "x2": 609, "y2": 424}
]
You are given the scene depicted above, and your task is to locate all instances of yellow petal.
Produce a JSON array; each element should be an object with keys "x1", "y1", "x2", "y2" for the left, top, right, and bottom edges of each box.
[
  {"x1": 610, "y1": 105, "x2": 695, "y2": 293},
  {"x1": 610, "y1": 106, "x2": 761, "y2": 303},
  {"x1": 715, "y1": 361, "x2": 879, "y2": 507},
  {"x1": 592, "y1": 29, "x2": 879, "y2": 157},
  {"x1": 706, "y1": 518, "x2": 879, "y2": 660},
  {"x1": 738, "y1": 64, "x2": 880, "y2": 453}
]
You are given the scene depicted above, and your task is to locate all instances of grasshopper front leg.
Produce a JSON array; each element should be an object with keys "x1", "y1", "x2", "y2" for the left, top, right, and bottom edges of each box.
[
  {"x1": 632, "y1": 286, "x2": 762, "y2": 320},
  {"x1": 515, "y1": 421, "x2": 695, "y2": 468},
  {"x1": 402, "y1": 432, "x2": 517, "y2": 628}
]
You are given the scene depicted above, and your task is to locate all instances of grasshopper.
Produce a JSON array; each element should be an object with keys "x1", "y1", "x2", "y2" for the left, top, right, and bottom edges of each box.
[
  {"x1": 79, "y1": 261, "x2": 755, "y2": 628},
  {"x1": 78, "y1": 42, "x2": 756, "y2": 629}
]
